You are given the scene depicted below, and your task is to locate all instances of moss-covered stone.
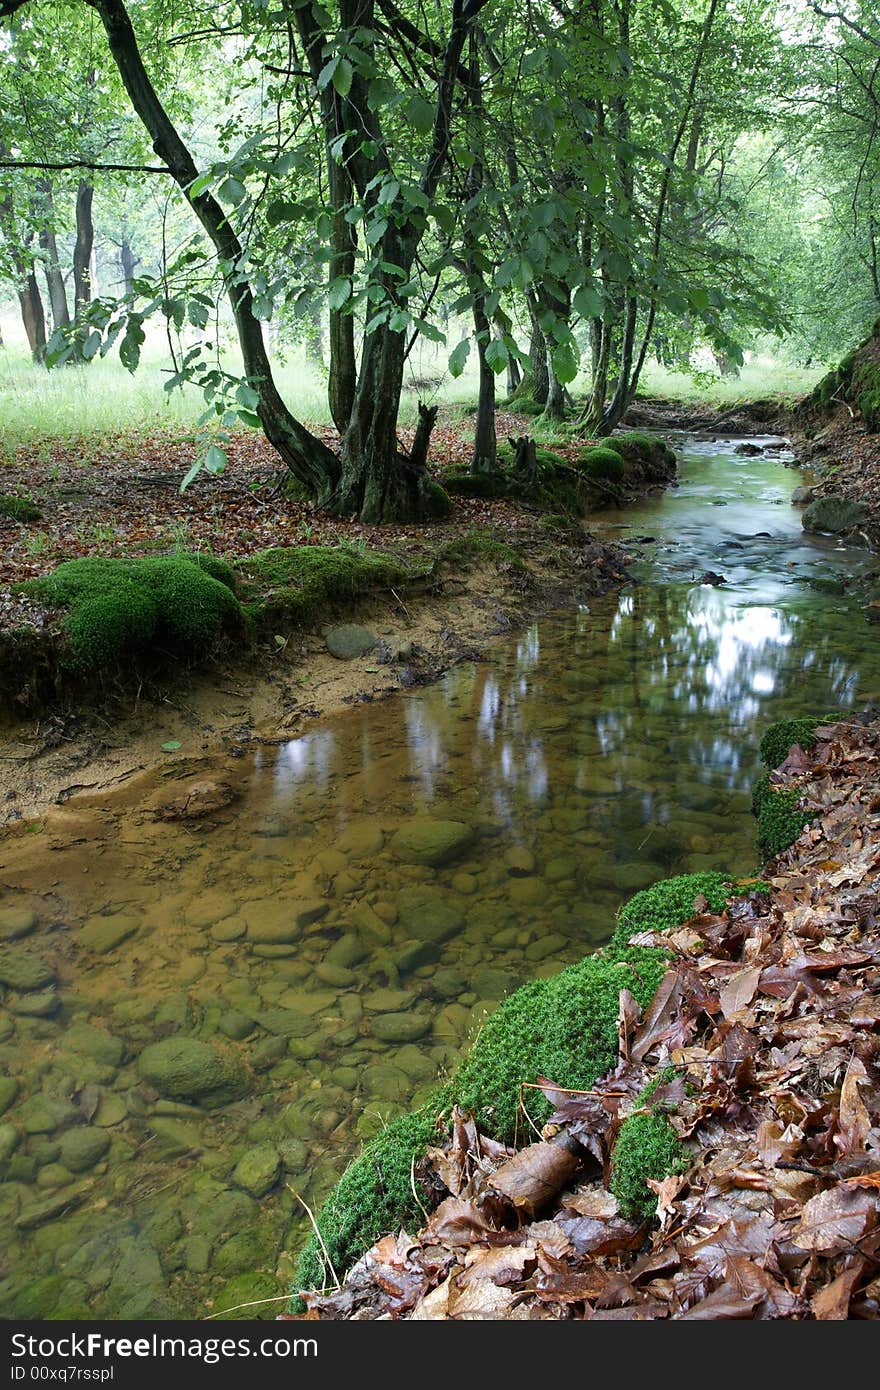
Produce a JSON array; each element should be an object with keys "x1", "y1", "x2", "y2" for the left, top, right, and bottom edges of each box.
[
  {"x1": 759, "y1": 716, "x2": 837, "y2": 770},
  {"x1": 293, "y1": 1106, "x2": 440, "y2": 1303},
  {"x1": 452, "y1": 945, "x2": 668, "y2": 1142},
  {"x1": 137, "y1": 1037, "x2": 251, "y2": 1108},
  {"x1": 610, "y1": 1108, "x2": 685, "y2": 1220},
  {"x1": 752, "y1": 775, "x2": 812, "y2": 858},
  {"x1": 24, "y1": 554, "x2": 242, "y2": 674},
  {"x1": 238, "y1": 544, "x2": 411, "y2": 618},
  {"x1": 802, "y1": 496, "x2": 867, "y2": 535}
]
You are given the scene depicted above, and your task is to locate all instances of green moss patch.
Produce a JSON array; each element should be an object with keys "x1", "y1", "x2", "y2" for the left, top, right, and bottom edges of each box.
[
  {"x1": 578, "y1": 446, "x2": 626, "y2": 482},
  {"x1": 438, "y1": 533, "x2": 525, "y2": 572},
  {"x1": 237, "y1": 545, "x2": 413, "y2": 617},
  {"x1": 452, "y1": 945, "x2": 668, "y2": 1143},
  {"x1": 0, "y1": 494, "x2": 42, "y2": 523},
  {"x1": 23, "y1": 554, "x2": 242, "y2": 674},
  {"x1": 759, "y1": 716, "x2": 837, "y2": 770},
  {"x1": 442, "y1": 470, "x2": 512, "y2": 499},
  {"x1": 611, "y1": 872, "x2": 733, "y2": 951},
  {"x1": 610, "y1": 1107, "x2": 685, "y2": 1220},
  {"x1": 752, "y1": 774, "x2": 812, "y2": 858},
  {"x1": 292, "y1": 1106, "x2": 441, "y2": 1303}
]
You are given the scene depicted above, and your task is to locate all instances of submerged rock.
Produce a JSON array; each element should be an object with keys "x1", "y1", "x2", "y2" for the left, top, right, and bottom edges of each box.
[
  {"x1": 0, "y1": 949, "x2": 55, "y2": 993},
  {"x1": 78, "y1": 913, "x2": 138, "y2": 955},
  {"x1": 137, "y1": 1038, "x2": 251, "y2": 1108},
  {"x1": 145, "y1": 780, "x2": 238, "y2": 821},
  {"x1": 0, "y1": 904, "x2": 38, "y2": 942},
  {"x1": 389, "y1": 818, "x2": 474, "y2": 867},
  {"x1": 233, "y1": 1143, "x2": 281, "y2": 1197},
  {"x1": 59, "y1": 1127, "x2": 110, "y2": 1173}
]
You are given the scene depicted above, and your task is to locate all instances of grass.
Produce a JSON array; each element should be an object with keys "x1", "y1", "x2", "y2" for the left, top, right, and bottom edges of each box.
[{"x1": 0, "y1": 314, "x2": 825, "y2": 459}]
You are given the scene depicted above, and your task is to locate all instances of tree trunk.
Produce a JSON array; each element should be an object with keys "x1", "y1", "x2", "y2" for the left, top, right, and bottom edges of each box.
[
  {"x1": 471, "y1": 294, "x2": 497, "y2": 473},
  {"x1": 18, "y1": 268, "x2": 47, "y2": 363},
  {"x1": 36, "y1": 180, "x2": 71, "y2": 333},
  {"x1": 120, "y1": 232, "x2": 137, "y2": 297},
  {"x1": 495, "y1": 314, "x2": 520, "y2": 395},
  {"x1": 73, "y1": 179, "x2": 95, "y2": 313},
  {"x1": 93, "y1": 0, "x2": 340, "y2": 499},
  {"x1": 545, "y1": 364, "x2": 566, "y2": 420},
  {"x1": 527, "y1": 296, "x2": 549, "y2": 404},
  {"x1": 410, "y1": 401, "x2": 438, "y2": 471},
  {"x1": 338, "y1": 319, "x2": 432, "y2": 521}
]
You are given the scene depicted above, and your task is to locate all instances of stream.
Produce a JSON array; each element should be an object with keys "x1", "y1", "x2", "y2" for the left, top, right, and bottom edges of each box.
[{"x1": 1, "y1": 435, "x2": 879, "y2": 1320}]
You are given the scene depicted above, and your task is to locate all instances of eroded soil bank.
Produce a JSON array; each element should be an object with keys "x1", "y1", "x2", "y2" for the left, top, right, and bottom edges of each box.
[{"x1": 299, "y1": 714, "x2": 880, "y2": 1322}]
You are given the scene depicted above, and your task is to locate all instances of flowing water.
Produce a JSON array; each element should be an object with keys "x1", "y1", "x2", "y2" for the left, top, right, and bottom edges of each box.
[{"x1": 1, "y1": 437, "x2": 879, "y2": 1319}]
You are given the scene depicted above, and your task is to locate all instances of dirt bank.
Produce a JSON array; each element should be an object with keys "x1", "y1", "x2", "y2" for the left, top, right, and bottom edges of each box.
[{"x1": 0, "y1": 524, "x2": 632, "y2": 830}]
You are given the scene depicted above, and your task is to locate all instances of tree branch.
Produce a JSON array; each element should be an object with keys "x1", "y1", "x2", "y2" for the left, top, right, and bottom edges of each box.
[{"x1": 0, "y1": 158, "x2": 170, "y2": 173}]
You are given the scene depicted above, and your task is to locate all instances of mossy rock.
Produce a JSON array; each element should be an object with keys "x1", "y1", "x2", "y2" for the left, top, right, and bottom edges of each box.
[
  {"x1": 451, "y1": 944, "x2": 668, "y2": 1142},
  {"x1": 137, "y1": 1037, "x2": 251, "y2": 1108},
  {"x1": 802, "y1": 496, "x2": 867, "y2": 535},
  {"x1": 752, "y1": 775, "x2": 812, "y2": 858},
  {"x1": 292, "y1": 1106, "x2": 440, "y2": 1303},
  {"x1": 0, "y1": 494, "x2": 42, "y2": 523},
  {"x1": 509, "y1": 396, "x2": 546, "y2": 417},
  {"x1": 424, "y1": 481, "x2": 453, "y2": 519},
  {"x1": 24, "y1": 554, "x2": 241, "y2": 674},
  {"x1": 438, "y1": 533, "x2": 524, "y2": 570},
  {"x1": 578, "y1": 446, "x2": 626, "y2": 482},
  {"x1": 611, "y1": 1107, "x2": 685, "y2": 1220},
  {"x1": 611, "y1": 872, "x2": 733, "y2": 951}
]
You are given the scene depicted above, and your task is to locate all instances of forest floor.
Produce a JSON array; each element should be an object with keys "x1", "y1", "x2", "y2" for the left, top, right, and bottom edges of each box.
[
  {"x1": 0, "y1": 406, "x2": 648, "y2": 827},
  {"x1": 298, "y1": 714, "x2": 880, "y2": 1321}
]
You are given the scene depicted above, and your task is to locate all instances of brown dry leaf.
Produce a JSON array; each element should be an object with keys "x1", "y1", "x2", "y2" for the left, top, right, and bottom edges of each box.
[
  {"x1": 409, "y1": 1277, "x2": 452, "y2": 1321},
  {"x1": 457, "y1": 1244, "x2": 536, "y2": 1288},
  {"x1": 811, "y1": 1262, "x2": 865, "y2": 1319},
  {"x1": 426, "y1": 1197, "x2": 496, "y2": 1244},
  {"x1": 560, "y1": 1188, "x2": 619, "y2": 1219},
  {"x1": 834, "y1": 1054, "x2": 871, "y2": 1157},
  {"x1": 676, "y1": 1286, "x2": 763, "y2": 1319},
  {"x1": 790, "y1": 1185, "x2": 878, "y2": 1253},
  {"x1": 447, "y1": 1277, "x2": 517, "y2": 1319},
  {"x1": 719, "y1": 965, "x2": 762, "y2": 1020}
]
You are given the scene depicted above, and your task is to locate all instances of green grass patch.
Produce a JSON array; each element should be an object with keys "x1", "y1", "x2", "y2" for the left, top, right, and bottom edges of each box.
[
  {"x1": 23, "y1": 554, "x2": 242, "y2": 674},
  {"x1": 0, "y1": 494, "x2": 42, "y2": 523}
]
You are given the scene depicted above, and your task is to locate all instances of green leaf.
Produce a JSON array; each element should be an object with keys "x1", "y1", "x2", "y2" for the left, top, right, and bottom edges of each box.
[
  {"x1": 236, "y1": 382, "x2": 260, "y2": 410},
  {"x1": 332, "y1": 57, "x2": 353, "y2": 96},
  {"x1": 318, "y1": 55, "x2": 340, "y2": 91},
  {"x1": 237, "y1": 409, "x2": 261, "y2": 429},
  {"x1": 205, "y1": 444, "x2": 227, "y2": 474},
  {"x1": 448, "y1": 338, "x2": 470, "y2": 378},
  {"x1": 573, "y1": 285, "x2": 603, "y2": 319},
  {"x1": 81, "y1": 330, "x2": 101, "y2": 361},
  {"x1": 161, "y1": 741, "x2": 182, "y2": 752},
  {"x1": 188, "y1": 300, "x2": 209, "y2": 329},
  {"x1": 406, "y1": 94, "x2": 435, "y2": 134},
  {"x1": 119, "y1": 315, "x2": 145, "y2": 374},
  {"x1": 219, "y1": 177, "x2": 247, "y2": 205},
  {"x1": 328, "y1": 277, "x2": 352, "y2": 311},
  {"x1": 485, "y1": 338, "x2": 509, "y2": 374},
  {"x1": 180, "y1": 460, "x2": 202, "y2": 493},
  {"x1": 551, "y1": 341, "x2": 579, "y2": 384}
]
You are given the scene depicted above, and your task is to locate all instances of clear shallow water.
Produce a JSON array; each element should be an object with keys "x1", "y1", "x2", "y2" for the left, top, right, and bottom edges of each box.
[{"x1": 1, "y1": 438, "x2": 879, "y2": 1319}]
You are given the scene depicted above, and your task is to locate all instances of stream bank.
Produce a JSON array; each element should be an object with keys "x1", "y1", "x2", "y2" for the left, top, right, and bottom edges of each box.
[
  {"x1": 0, "y1": 434, "x2": 879, "y2": 1320},
  {"x1": 298, "y1": 712, "x2": 880, "y2": 1321}
]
